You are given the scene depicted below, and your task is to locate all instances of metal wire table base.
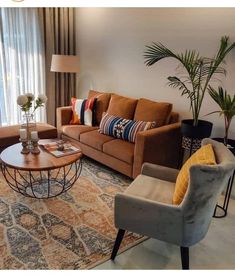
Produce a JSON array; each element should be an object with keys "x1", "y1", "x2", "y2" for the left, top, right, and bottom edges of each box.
[{"x1": 1, "y1": 159, "x2": 82, "y2": 199}]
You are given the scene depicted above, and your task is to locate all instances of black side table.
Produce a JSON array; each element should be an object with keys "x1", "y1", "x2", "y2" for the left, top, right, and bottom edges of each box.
[{"x1": 213, "y1": 138, "x2": 235, "y2": 218}]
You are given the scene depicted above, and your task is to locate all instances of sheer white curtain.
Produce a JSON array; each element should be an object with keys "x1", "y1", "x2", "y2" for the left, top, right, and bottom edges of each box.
[{"x1": 0, "y1": 8, "x2": 46, "y2": 126}]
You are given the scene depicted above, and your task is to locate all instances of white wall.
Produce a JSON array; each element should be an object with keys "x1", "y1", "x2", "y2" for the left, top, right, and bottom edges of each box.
[{"x1": 76, "y1": 8, "x2": 235, "y2": 139}]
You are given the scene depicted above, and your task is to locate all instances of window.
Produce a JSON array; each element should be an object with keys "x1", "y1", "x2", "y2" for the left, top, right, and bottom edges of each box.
[{"x1": 0, "y1": 8, "x2": 46, "y2": 126}]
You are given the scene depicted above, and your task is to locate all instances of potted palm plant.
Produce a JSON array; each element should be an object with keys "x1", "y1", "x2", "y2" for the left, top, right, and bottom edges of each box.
[
  {"x1": 207, "y1": 86, "x2": 235, "y2": 146},
  {"x1": 144, "y1": 36, "x2": 235, "y2": 140}
]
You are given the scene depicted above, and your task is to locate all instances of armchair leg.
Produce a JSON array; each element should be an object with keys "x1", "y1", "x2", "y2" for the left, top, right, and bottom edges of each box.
[
  {"x1": 180, "y1": 246, "x2": 189, "y2": 269},
  {"x1": 111, "y1": 229, "x2": 125, "y2": 260}
]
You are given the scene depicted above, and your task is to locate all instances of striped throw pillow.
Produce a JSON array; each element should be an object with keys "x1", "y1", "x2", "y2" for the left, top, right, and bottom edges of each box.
[
  {"x1": 70, "y1": 97, "x2": 97, "y2": 126},
  {"x1": 99, "y1": 113, "x2": 156, "y2": 143}
]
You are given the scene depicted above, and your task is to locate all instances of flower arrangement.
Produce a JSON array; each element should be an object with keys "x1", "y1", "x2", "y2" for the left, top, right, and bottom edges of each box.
[
  {"x1": 17, "y1": 93, "x2": 48, "y2": 143},
  {"x1": 17, "y1": 93, "x2": 47, "y2": 113}
]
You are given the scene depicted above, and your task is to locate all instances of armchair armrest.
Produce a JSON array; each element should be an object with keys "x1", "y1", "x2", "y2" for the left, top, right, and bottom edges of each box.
[
  {"x1": 133, "y1": 122, "x2": 182, "y2": 178},
  {"x1": 56, "y1": 106, "x2": 73, "y2": 136},
  {"x1": 142, "y1": 162, "x2": 179, "y2": 183},
  {"x1": 115, "y1": 193, "x2": 183, "y2": 245}
]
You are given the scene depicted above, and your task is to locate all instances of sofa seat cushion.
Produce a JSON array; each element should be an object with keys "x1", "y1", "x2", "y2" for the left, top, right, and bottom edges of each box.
[
  {"x1": 106, "y1": 94, "x2": 138, "y2": 119},
  {"x1": 80, "y1": 130, "x2": 115, "y2": 151},
  {"x1": 134, "y1": 98, "x2": 173, "y2": 127},
  {"x1": 88, "y1": 90, "x2": 111, "y2": 125},
  {"x1": 62, "y1": 125, "x2": 98, "y2": 140},
  {"x1": 125, "y1": 174, "x2": 175, "y2": 204},
  {"x1": 103, "y1": 139, "x2": 135, "y2": 164}
]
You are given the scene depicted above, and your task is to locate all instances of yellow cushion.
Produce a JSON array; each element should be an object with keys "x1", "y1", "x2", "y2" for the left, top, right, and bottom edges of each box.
[{"x1": 173, "y1": 144, "x2": 216, "y2": 205}]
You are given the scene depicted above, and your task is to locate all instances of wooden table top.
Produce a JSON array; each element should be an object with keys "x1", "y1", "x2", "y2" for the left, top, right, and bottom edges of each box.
[{"x1": 0, "y1": 140, "x2": 82, "y2": 171}]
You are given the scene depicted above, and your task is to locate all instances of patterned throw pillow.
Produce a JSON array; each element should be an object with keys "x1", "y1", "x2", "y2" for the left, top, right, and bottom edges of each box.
[
  {"x1": 99, "y1": 113, "x2": 156, "y2": 143},
  {"x1": 70, "y1": 97, "x2": 97, "y2": 126}
]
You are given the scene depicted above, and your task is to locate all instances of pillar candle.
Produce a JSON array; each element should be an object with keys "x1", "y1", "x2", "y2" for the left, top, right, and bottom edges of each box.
[
  {"x1": 31, "y1": 131, "x2": 38, "y2": 141},
  {"x1": 19, "y1": 129, "x2": 27, "y2": 140}
]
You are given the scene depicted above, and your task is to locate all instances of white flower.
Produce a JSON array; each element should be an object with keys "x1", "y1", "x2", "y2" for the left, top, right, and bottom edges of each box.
[
  {"x1": 25, "y1": 93, "x2": 35, "y2": 100},
  {"x1": 38, "y1": 94, "x2": 48, "y2": 104},
  {"x1": 17, "y1": 95, "x2": 28, "y2": 106}
]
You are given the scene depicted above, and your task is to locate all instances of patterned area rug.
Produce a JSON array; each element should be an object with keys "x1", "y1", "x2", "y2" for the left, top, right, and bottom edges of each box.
[{"x1": 0, "y1": 158, "x2": 144, "y2": 269}]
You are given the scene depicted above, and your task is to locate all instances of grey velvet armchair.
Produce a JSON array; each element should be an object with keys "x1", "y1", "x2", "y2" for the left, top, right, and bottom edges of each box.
[{"x1": 111, "y1": 138, "x2": 235, "y2": 269}]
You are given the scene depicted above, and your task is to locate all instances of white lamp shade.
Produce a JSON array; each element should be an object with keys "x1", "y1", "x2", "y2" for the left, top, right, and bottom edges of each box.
[{"x1": 50, "y1": 55, "x2": 79, "y2": 73}]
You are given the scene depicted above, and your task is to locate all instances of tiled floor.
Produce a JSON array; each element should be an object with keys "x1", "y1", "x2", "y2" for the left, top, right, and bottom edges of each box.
[{"x1": 94, "y1": 196, "x2": 235, "y2": 269}]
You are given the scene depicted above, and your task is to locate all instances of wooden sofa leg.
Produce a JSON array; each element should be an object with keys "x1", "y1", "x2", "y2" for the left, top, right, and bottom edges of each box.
[
  {"x1": 180, "y1": 246, "x2": 189, "y2": 269},
  {"x1": 111, "y1": 229, "x2": 125, "y2": 261}
]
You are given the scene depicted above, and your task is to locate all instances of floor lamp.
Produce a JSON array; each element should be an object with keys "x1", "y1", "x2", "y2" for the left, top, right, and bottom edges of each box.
[{"x1": 51, "y1": 54, "x2": 79, "y2": 105}]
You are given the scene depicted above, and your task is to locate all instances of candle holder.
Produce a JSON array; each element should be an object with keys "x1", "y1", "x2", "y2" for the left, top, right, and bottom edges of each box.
[
  {"x1": 20, "y1": 139, "x2": 30, "y2": 154},
  {"x1": 31, "y1": 139, "x2": 40, "y2": 154}
]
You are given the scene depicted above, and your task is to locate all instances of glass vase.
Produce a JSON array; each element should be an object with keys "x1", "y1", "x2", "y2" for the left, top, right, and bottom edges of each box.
[{"x1": 21, "y1": 113, "x2": 37, "y2": 145}]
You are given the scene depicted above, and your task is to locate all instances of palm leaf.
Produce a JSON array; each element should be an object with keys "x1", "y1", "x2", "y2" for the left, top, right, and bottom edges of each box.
[
  {"x1": 208, "y1": 86, "x2": 235, "y2": 120},
  {"x1": 144, "y1": 43, "x2": 200, "y2": 76},
  {"x1": 167, "y1": 76, "x2": 191, "y2": 96}
]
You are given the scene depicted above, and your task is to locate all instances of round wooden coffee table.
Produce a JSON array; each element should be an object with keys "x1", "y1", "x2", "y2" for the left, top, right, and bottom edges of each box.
[{"x1": 0, "y1": 140, "x2": 82, "y2": 199}]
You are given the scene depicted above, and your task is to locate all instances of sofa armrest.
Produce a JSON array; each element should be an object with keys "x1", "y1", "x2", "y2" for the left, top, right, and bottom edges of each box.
[
  {"x1": 141, "y1": 163, "x2": 179, "y2": 183},
  {"x1": 56, "y1": 106, "x2": 73, "y2": 135},
  {"x1": 133, "y1": 122, "x2": 182, "y2": 178}
]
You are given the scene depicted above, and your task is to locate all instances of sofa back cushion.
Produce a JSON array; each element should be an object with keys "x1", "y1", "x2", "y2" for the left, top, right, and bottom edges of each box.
[
  {"x1": 99, "y1": 113, "x2": 156, "y2": 143},
  {"x1": 106, "y1": 94, "x2": 138, "y2": 119},
  {"x1": 88, "y1": 90, "x2": 111, "y2": 125},
  {"x1": 169, "y1": 111, "x2": 179, "y2": 124},
  {"x1": 134, "y1": 98, "x2": 173, "y2": 127}
]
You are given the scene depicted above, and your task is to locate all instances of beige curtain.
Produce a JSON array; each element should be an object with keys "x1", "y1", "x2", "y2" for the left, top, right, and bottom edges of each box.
[
  {"x1": 0, "y1": 8, "x2": 46, "y2": 126},
  {"x1": 38, "y1": 8, "x2": 76, "y2": 126}
]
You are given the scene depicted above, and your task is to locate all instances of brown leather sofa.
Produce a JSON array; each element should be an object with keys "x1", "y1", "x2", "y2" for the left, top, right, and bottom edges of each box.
[{"x1": 57, "y1": 90, "x2": 182, "y2": 178}]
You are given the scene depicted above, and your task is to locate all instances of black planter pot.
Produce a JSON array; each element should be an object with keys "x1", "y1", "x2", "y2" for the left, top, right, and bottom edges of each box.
[{"x1": 181, "y1": 119, "x2": 213, "y2": 139}]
